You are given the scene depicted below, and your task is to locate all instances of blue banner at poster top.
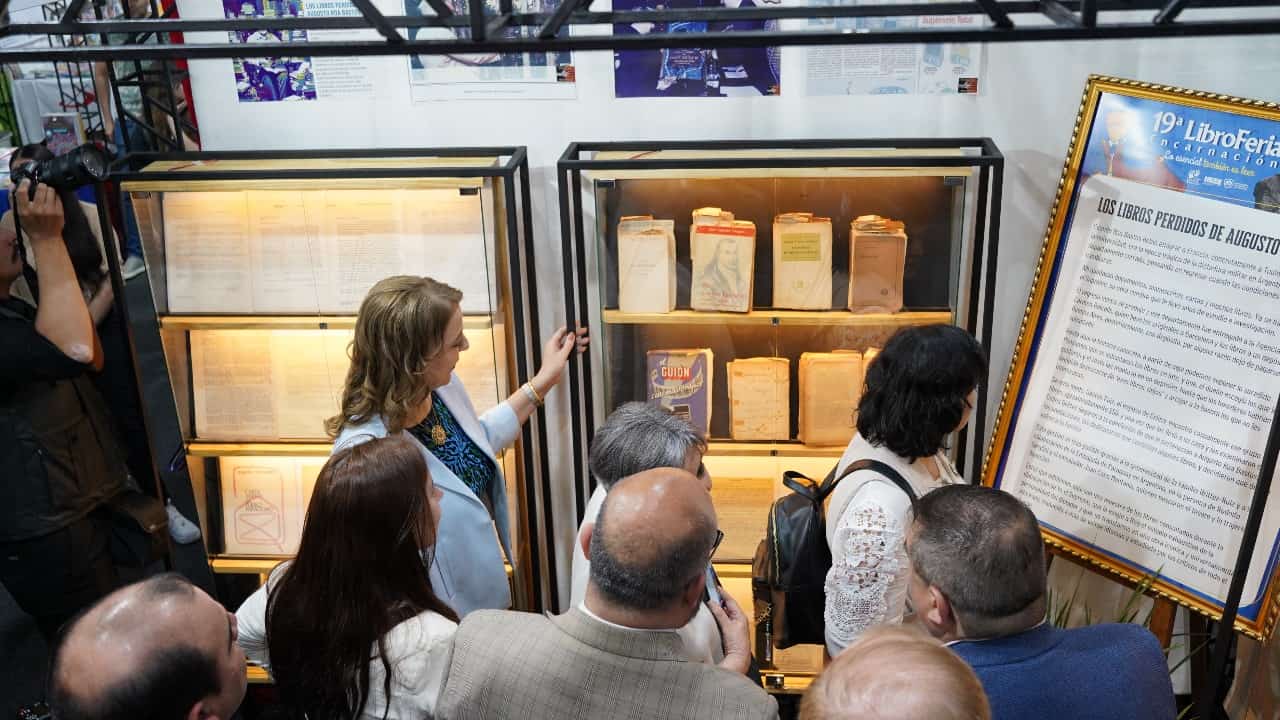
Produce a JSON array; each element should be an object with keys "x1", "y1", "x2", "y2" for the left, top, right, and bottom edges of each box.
[{"x1": 1079, "y1": 93, "x2": 1280, "y2": 215}]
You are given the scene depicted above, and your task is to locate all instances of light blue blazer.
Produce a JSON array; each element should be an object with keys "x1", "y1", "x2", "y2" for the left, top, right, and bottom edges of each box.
[{"x1": 333, "y1": 372, "x2": 518, "y2": 617}]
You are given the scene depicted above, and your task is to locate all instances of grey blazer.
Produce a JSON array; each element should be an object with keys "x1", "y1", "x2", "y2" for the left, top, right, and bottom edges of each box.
[{"x1": 437, "y1": 608, "x2": 779, "y2": 720}]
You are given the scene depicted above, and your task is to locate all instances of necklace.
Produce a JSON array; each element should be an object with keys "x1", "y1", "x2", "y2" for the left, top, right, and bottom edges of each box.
[
  {"x1": 424, "y1": 398, "x2": 447, "y2": 446},
  {"x1": 428, "y1": 410, "x2": 446, "y2": 445}
]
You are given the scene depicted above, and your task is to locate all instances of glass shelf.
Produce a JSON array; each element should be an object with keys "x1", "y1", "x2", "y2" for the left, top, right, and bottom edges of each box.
[
  {"x1": 159, "y1": 314, "x2": 493, "y2": 331},
  {"x1": 706, "y1": 441, "x2": 844, "y2": 458},
  {"x1": 186, "y1": 442, "x2": 334, "y2": 458},
  {"x1": 602, "y1": 309, "x2": 952, "y2": 327}
]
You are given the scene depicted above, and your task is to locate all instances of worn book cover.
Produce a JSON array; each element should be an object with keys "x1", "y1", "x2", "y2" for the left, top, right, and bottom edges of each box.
[
  {"x1": 728, "y1": 357, "x2": 789, "y2": 440},
  {"x1": 772, "y1": 212, "x2": 833, "y2": 309},
  {"x1": 691, "y1": 210, "x2": 755, "y2": 312},
  {"x1": 646, "y1": 348, "x2": 714, "y2": 434},
  {"x1": 799, "y1": 351, "x2": 864, "y2": 446},
  {"x1": 849, "y1": 215, "x2": 908, "y2": 313},
  {"x1": 617, "y1": 216, "x2": 677, "y2": 313}
]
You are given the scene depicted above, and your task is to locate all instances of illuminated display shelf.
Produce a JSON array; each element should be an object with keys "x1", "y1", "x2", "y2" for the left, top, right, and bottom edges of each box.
[
  {"x1": 159, "y1": 314, "x2": 492, "y2": 332},
  {"x1": 125, "y1": 149, "x2": 555, "y2": 611},
  {"x1": 601, "y1": 309, "x2": 952, "y2": 327},
  {"x1": 706, "y1": 441, "x2": 844, "y2": 458},
  {"x1": 186, "y1": 442, "x2": 333, "y2": 457}
]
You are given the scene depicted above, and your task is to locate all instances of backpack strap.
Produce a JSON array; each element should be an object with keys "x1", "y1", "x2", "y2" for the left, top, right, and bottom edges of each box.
[{"x1": 821, "y1": 458, "x2": 918, "y2": 507}]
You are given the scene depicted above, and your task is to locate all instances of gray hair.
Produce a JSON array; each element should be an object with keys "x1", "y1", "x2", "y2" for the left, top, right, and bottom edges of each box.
[{"x1": 588, "y1": 402, "x2": 707, "y2": 489}]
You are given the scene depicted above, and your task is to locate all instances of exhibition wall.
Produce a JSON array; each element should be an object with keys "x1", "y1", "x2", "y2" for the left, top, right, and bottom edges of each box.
[{"x1": 171, "y1": 0, "x2": 1280, "y2": 603}]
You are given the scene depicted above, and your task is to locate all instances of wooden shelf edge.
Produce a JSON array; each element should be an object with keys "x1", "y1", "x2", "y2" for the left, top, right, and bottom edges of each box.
[
  {"x1": 602, "y1": 309, "x2": 952, "y2": 327},
  {"x1": 246, "y1": 665, "x2": 272, "y2": 685},
  {"x1": 187, "y1": 442, "x2": 333, "y2": 457},
  {"x1": 160, "y1": 314, "x2": 493, "y2": 331},
  {"x1": 211, "y1": 556, "x2": 287, "y2": 575},
  {"x1": 706, "y1": 441, "x2": 845, "y2": 458}
]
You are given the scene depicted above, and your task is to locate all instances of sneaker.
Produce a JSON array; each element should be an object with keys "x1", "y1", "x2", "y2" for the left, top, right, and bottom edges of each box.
[
  {"x1": 166, "y1": 500, "x2": 202, "y2": 544},
  {"x1": 122, "y1": 255, "x2": 146, "y2": 281}
]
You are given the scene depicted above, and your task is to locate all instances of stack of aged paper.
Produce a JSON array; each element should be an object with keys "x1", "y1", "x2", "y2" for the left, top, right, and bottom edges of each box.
[
  {"x1": 617, "y1": 216, "x2": 678, "y2": 314},
  {"x1": 219, "y1": 456, "x2": 324, "y2": 555},
  {"x1": 690, "y1": 207, "x2": 756, "y2": 313},
  {"x1": 162, "y1": 189, "x2": 493, "y2": 314},
  {"x1": 849, "y1": 215, "x2": 908, "y2": 314},
  {"x1": 190, "y1": 328, "x2": 499, "y2": 441},
  {"x1": 646, "y1": 348, "x2": 714, "y2": 434},
  {"x1": 773, "y1": 212, "x2": 833, "y2": 309},
  {"x1": 799, "y1": 351, "x2": 865, "y2": 446},
  {"x1": 727, "y1": 357, "x2": 790, "y2": 440}
]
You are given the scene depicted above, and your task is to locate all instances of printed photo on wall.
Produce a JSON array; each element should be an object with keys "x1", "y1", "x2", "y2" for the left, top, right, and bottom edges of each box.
[
  {"x1": 406, "y1": 0, "x2": 576, "y2": 100},
  {"x1": 225, "y1": 0, "x2": 317, "y2": 102},
  {"x1": 613, "y1": 0, "x2": 781, "y2": 98},
  {"x1": 1079, "y1": 92, "x2": 1280, "y2": 213}
]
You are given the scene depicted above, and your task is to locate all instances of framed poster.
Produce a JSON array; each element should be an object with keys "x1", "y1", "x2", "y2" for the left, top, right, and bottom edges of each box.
[{"x1": 983, "y1": 76, "x2": 1280, "y2": 638}]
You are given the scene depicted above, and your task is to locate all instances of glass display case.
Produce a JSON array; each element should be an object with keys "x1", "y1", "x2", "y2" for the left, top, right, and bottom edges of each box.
[
  {"x1": 121, "y1": 148, "x2": 555, "y2": 612},
  {"x1": 557, "y1": 139, "x2": 1004, "y2": 691}
]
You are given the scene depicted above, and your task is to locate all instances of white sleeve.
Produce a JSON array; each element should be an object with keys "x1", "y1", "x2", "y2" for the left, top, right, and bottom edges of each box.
[
  {"x1": 385, "y1": 615, "x2": 458, "y2": 718},
  {"x1": 477, "y1": 401, "x2": 520, "y2": 453},
  {"x1": 823, "y1": 481, "x2": 914, "y2": 657},
  {"x1": 235, "y1": 582, "x2": 271, "y2": 667}
]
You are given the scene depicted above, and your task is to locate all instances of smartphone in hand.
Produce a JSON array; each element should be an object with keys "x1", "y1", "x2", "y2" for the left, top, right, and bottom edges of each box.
[{"x1": 704, "y1": 564, "x2": 725, "y2": 608}]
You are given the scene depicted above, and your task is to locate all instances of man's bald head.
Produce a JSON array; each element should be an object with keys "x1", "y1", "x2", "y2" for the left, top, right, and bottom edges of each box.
[
  {"x1": 801, "y1": 626, "x2": 989, "y2": 720},
  {"x1": 588, "y1": 467, "x2": 717, "y2": 611},
  {"x1": 50, "y1": 573, "x2": 246, "y2": 720}
]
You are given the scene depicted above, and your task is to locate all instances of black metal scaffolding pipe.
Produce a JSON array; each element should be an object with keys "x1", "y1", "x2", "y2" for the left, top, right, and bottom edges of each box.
[{"x1": 1196, "y1": 392, "x2": 1280, "y2": 720}]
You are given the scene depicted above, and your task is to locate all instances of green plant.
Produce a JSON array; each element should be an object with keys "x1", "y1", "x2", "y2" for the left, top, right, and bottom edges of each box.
[{"x1": 1047, "y1": 565, "x2": 1209, "y2": 720}]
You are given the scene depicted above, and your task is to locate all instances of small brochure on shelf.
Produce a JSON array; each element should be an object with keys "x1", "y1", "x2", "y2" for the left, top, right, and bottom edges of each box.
[
  {"x1": 691, "y1": 207, "x2": 755, "y2": 313},
  {"x1": 728, "y1": 357, "x2": 789, "y2": 440},
  {"x1": 849, "y1": 215, "x2": 908, "y2": 314},
  {"x1": 799, "y1": 351, "x2": 865, "y2": 446},
  {"x1": 646, "y1": 348, "x2": 714, "y2": 434},
  {"x1": 617, "y1": 216, "x2": 677, "y2": 314},
  {"x1": 772, "y1": 212, "x2": 833, "y2": 310}
]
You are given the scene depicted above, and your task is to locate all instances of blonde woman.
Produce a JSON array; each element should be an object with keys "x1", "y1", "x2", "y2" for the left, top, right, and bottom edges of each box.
[{"x1": 327, "y1": 276, "x2": 587, "y2": 617}]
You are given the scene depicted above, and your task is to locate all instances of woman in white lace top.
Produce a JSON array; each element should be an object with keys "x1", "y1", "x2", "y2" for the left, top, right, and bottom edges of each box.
[{"x1": 824, "y1": 325, "x2": 986, "y2": 657}]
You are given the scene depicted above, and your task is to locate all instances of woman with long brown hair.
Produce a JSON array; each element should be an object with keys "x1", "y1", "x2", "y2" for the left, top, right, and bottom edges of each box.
[
  {"x1": 235, "y1": 435, "x2": 458, "y2": 719},
  {"x1": 326, "y1": 275, "x2": 586, "y2": 617}
]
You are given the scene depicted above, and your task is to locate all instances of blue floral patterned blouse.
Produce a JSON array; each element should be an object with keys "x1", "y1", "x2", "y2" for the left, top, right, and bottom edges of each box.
[{"x1": 409, "y1": 392, "x2": 495, "y2": 500}]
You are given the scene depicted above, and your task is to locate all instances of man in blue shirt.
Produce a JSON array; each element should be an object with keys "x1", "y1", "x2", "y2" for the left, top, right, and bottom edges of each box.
[{"x1": 905, "y1": 485, "x2": 1176, "y2": 720}]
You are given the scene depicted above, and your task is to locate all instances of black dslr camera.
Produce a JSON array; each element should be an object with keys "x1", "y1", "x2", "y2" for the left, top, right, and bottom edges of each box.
[{"x1": 10, "y1": 144, "x2": 109, "y2": 199}]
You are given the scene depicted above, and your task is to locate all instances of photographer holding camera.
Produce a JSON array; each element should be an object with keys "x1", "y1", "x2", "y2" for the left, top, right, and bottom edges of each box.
[
  {"x1": 0, "y1": 178, "x2": 128, "y2": 642},
  {"x1": 3, "y1": 144, "x2": 114, "y2": 321}
]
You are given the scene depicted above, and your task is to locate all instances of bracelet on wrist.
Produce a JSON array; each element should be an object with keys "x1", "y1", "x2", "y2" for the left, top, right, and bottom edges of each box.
[{"x1": 521, "y1": 382, "x2": 544, "y2": 408}]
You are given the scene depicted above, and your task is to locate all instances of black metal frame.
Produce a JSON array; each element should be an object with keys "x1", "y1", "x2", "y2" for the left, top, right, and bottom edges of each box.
[
  {"x1": 96, "y1": 0, "x2": 198, "y2": 153},
  {"x1": 556, "y1": 138, "x2": 1004, "y2": 525},
  {"x1": 2, "y1": 0, "x2": 1279, "y2": 61},
  {"x1": 41, "y1": 0, "x2": 106, "y2": 141},
  {"x1": 114, "y1": 146, "x2": 559, "y2": 611}
]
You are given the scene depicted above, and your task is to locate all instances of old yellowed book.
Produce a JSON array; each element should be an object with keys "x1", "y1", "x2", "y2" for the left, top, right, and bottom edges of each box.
[
  {"x1": 617, "y1": 216, "x2": 676, "y2": 314},
  {"x1": 728, "y1": 357, "x2": 790, "y2": 440},
  {"x1": 691, "y1": 208, "x2": 755, "y2": 313},
  {"x1": 849, "y1": 215, "x2": 908, "y2": 313},
  {"x1": 772, "y1": 212, "x2": 833, "y2": 309},
  {"x1": 709, "y1": 476, "x2": 775, "y2": 561},
  {"x1": 799, "y1": 351, "x2": 864, "y2": 446}
]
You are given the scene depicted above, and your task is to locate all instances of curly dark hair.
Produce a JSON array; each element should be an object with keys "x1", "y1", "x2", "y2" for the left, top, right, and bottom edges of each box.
[{"x1": 856, "y1": 324, "x2": 986, "y2": 460}]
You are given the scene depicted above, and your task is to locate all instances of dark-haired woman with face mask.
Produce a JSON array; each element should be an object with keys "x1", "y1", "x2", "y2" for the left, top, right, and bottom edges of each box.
[{"x1": 823, "y1": 324, "x2": 986, "y2": 658}]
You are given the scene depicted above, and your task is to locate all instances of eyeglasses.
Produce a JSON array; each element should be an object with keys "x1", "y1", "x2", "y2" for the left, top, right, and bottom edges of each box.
[{"x1": 709, "y1": 529, "x2": 724, "y2": 559}]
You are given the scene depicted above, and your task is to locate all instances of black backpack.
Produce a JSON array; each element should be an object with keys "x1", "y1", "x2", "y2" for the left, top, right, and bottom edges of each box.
[{"x1": 751, "y1": 459, "x2": 918, "y2": 653}]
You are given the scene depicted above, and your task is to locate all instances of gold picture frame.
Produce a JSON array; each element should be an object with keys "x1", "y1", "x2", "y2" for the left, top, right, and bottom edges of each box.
[{"x1": 981, "y1": 75, "x2": 1280, "y2": 640}]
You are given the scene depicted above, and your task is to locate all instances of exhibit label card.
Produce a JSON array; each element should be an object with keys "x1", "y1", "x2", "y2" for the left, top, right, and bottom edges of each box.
[{"x1": 985, "y1": 77, "x2": 1280, "y2": 638}]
